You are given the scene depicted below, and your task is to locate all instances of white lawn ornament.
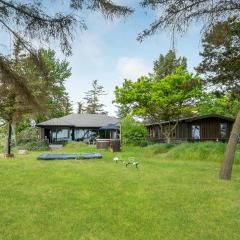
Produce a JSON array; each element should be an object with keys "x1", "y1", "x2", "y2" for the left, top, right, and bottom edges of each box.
[{"x1": 113, "y1": 157, "x2": 122, "y2": 163}]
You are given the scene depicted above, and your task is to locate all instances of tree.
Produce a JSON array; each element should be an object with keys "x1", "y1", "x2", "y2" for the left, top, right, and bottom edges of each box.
[
  {"x1": 0, "y1": 74, "x2": 33, "y2": 156},
  {"x1": 138, "y1": 0, "x2": 240, "y2": 41},
  {"x1": 83, "y1": 80, "x2": 108, "y2": 114},
  {"x1": 0, "y1": 0, "x2": 132, "y2": 107},
  {"x1": 115, "y1": 104, "x2": 132, "y2": 119},
  {"x1": 115, "y1": 68, "x2": 203, "y2": 142},
  {"x1": 197, "y1": 17, "x2": 240, "y2": 180},
  {"x1": 197, "y1": 17, "x2": 240, "y2": 93},
  {"x1": 31, "y1": 49, "x2": 73, "y2": 121},
  {"x1": 153, "y1": 50, "x2": 187, "y2": 79},
  {"x1": 77, "y1": 102, "x2": 85, "y2": 114},
  {"x1": 0, "y1": 45, "x2": 72, "y2": 156},
  {"x1": 197, "y1": 92, "x2": 240, "y2": 118}
]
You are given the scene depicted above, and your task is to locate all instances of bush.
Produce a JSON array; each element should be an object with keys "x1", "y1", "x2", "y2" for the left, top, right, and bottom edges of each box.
[
  {"x1": 17, "y1": 127, "x2": 49, "y2": 151},
  {"x1": 121, "y1": 116, "x2": 147, "y2": 146},
  {"x1": 16, "y1": 127, "x2": 38, "y2": 141},
  {"x1": 17, "y1": 138, "x2": 49, "y2": 151}
]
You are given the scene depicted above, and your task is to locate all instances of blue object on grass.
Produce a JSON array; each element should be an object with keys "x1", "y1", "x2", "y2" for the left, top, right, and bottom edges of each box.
[{"x1": 37, "y1": 153, "x2": 102, "y2": 160}]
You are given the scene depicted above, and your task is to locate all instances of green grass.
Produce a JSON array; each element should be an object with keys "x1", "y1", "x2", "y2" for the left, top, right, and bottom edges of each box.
[{"x1": 0, "y1": 142, "x2": 240, "y2": 240}]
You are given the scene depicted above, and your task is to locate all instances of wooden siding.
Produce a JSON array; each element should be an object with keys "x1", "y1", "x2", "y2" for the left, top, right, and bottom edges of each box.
[{"x1": 146, "y1": 117, "x2": 233, "y2": 142}]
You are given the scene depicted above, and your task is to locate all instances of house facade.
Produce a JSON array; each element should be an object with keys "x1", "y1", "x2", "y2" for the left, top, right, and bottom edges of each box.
[
  {"x1": 145, "y1": 114, "x2": 234, "y2": 142},
  {"x1": 36, "y1": 113, "x2": 119, "y2": 144}
]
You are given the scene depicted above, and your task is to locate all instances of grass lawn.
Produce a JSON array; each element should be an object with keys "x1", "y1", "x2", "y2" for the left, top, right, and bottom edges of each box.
[{"x1": 0, "y1": 142, "x2": 240, "y2": 240}]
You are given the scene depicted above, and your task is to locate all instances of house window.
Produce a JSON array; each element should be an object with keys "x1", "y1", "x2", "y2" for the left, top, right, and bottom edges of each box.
[
  {"x1": 192, "y1": 125, "x2": 200, "y2": 139},
  {"x1": 220, "y1": 123, "x2": 227, "y2": 138},
  {"x1": 52, "y1": 129, "x2": 70, "y2": 142}
]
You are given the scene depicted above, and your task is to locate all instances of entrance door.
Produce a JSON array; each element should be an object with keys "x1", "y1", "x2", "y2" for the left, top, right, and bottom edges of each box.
[
  {"x1": 192, "y1": 125, "x2": 200, "y2": 140},
  {"x1": 44, "y1": 129, "x2": 51, "y2": 143}
]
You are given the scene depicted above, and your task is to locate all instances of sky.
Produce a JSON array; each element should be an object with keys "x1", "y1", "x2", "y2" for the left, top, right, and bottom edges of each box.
[{"x1": 0, "y1": 1, "x2": 204, "y2": 117}]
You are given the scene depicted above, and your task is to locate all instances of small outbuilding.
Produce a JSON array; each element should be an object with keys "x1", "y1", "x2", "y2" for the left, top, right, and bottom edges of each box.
[
  {"x1": 37, "y1": 113, "x2": 119, "y2": 144},
  {"x1": 145, "y1": 114, "x2": 234, "y2": 142}
]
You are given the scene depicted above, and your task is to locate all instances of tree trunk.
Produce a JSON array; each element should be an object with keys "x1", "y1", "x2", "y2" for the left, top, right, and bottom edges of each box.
[
  {"x1": 5, "y1": 120, "x2": 12, "y2": 155},
  {"x1": 219, "y1": 110, "x2": 240, "y2": 180}
]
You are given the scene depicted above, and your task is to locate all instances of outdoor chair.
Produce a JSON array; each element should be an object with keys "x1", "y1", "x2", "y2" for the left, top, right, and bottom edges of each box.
[
  {"x1": 113, "y1": 156, "x2": 139, "y2": 168},
  {"x1": 125, "y1": 157, "x2": 139, "y2": 168}
]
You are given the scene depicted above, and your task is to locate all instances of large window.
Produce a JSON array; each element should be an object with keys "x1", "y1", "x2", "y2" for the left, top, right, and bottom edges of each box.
[
  {"x1": 220, "y1": 123, "x2": 227, "y2": 138},
  {"x1": 192, "y1": 125, "x2": 200, "y2": 139},
  {"x1": 75, "y1": 129, "x2": 98, "y2": 141},
  {"x1": 51, "y1": 129, "x2": 70, "y2": 142}
]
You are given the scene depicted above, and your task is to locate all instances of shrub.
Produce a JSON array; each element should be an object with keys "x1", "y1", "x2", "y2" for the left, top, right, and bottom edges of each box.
[
  {"x1": 17, "y1": 139, "x2": 49, "y2": 151},
  {"x1": 16, "y1": 127, "x2": 38, "y2": 141},
  {"x1": 17, "y1": 127, "x2": 49, "y2": 151},
  {"x1": 121, "y1": 116, "x2": 147, "y2": 146}
]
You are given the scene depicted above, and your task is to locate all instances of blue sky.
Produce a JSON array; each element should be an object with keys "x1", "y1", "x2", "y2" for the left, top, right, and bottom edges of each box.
[{"x1": 0, "y1": 1, "x2": 204, "y2": 116}]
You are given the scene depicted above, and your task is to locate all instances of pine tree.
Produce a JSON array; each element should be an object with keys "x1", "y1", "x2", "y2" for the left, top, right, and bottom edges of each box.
[
  {"x1": 153, "y1": 50, "x2": 187, "y2": 79},
  {"x1": 197, "y1": 17, "x2": 240, "y2": 180},
  {"x1": 0, "y1": 0, "x2": 132, "y2": 107},
  {"x1": 138, "y1": 0, "x2": 240, "y2": 41},
  {"x1": 77, "y1": 102, "x2": 84, "y2": 114},
  {"x1": 83, "y1": 80, "x2": 107, "y2": 115}
]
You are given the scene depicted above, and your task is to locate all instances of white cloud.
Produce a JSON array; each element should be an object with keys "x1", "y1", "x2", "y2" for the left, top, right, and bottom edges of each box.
[{"x1": 117, "y1": 57, "x2": 151, "y2": 81}]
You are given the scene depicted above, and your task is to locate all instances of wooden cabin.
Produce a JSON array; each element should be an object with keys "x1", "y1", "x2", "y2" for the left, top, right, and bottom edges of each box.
[{"x1": 145, "y1": 114, "x2": 234, "y2": 142}]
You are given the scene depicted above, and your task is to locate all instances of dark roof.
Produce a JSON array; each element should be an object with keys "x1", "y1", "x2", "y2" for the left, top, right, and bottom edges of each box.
[
  {"x1": 145, "y1": 114, "x2": 234, "y2": 126},
  {"x1": 37, "y1": 113, "x2": 119, "y2": 128},
  {"x1": 100, "y1": 123, "x2": 119, "y2": 130}
]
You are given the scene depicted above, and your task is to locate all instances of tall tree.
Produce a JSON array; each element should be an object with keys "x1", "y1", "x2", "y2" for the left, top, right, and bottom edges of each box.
[
  {"x1": 0, "y1": 45, "x2": 73, "y2": 156},
  {"x1": 77, "y1": 102, "x2": 84, "y2": 114},
  {"x1": 138, "y1": 1, "x2": 240, "y2": 41},
  {"x1": 31, "y1": 49, "x2": 73, "y2": 121},
  {"x1": 83, "y1": 80, "x2": 108, "y2": 114},
  {"x1": 115, "y1": 104, "x2": 132, "y2": 119},
  {"x1": 115, "y1": 68, "x2": 202, "y2": 142},
  {"x1": 153, "y1": 50, "x2": 187, "y2": 79},
  {"x1": 197, "y1": 17, "x2": 240, "y2": 180},
  {"x1": 0, "y1": 0, "x2": 132, "y2": 107},
  {"x1": 0, "y1": 71, "x2": 35, "y2": 156},
  {"x1": 197, "y1": 92, "x2": 240, "y2": 118}
]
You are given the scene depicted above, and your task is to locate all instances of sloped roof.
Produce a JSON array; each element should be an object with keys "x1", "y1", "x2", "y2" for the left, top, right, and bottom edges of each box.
[
  {"x1": 37, "y1": 114, "x2": 119, "y2": 128},
  {"x1": 145, "y1": 114, "x2": 234, "y2": 126}
]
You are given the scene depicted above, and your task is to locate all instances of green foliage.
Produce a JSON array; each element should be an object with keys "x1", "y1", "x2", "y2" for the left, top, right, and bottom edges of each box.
[
  {"x1": 153, "y1": 50, "x2": 187, "y2": 79},
  {"x1": 197, "y1": 17, "x2": 240, "y2": 94},
  {"x1": 17, "y1": 139, "x2": 49, "y2": 151},
  {"x1": 82, "y1": 80, "x2": 107, "y2": 114},
  {"x1": 16, "y1": 127, "x2": 38, "y2": 141},
  {"x1": 197, "y1": 92, "x2": 239, "y2": 117},
  {"x1": 115, "y1": 67, "x2": 203, "y2": 122},
  {"x1": 115, "y1": 104, "x2": 132, "y2": 118},
  {"x1": 16, "y1": 127, "x2": 49, "y2": 151},
  {"x1": 138, "y1": 1, "x2": 240, "y2": 41},
  {"x1": 0, "y1": 46, "x2": 72, "y2": 123},
  {"x1": 121, "y1": 116, "x2": 147, "y2": 146},
  {"x1": 0, "y1": 121, "x2": 6, "y2": 151},
  {"x1": 197, "y1": 17, "x2": 240, "y2": 117},
  {"x1": 32, "y1": 49, "x2": 72, "y2": 121}
]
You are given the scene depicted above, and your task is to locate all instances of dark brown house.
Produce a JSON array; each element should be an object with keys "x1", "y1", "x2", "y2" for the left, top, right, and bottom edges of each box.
[
  {"x1": 36, "y1": 113, "x2": 119, "y2": 144},
  {"x1": 145, "y1": 114, "x2": 234, "y2": 142}
]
